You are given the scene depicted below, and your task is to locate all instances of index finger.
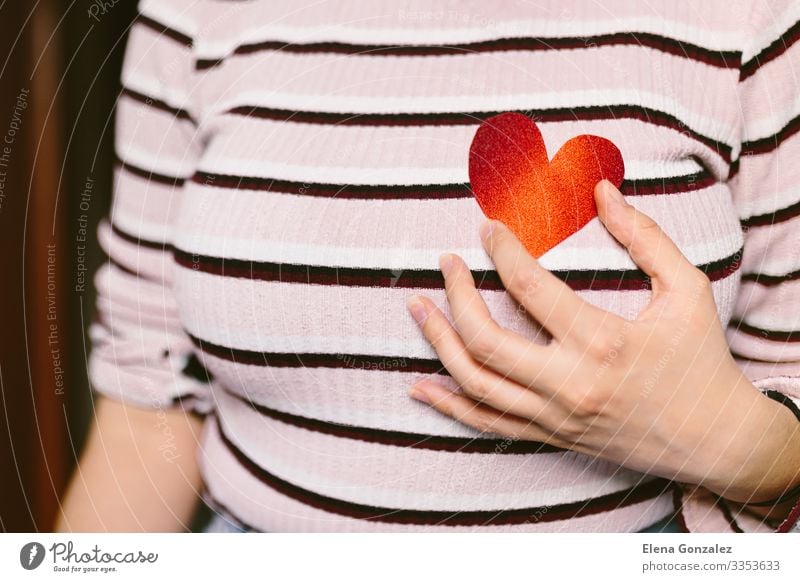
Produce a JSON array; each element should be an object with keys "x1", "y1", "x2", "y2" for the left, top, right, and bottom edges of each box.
[
  {"x1": 481, "y1": 219, "x2": 617, "y2": 344},
  {"x1": 440, "y1": 253, "x2": 570, "y2": 392}
]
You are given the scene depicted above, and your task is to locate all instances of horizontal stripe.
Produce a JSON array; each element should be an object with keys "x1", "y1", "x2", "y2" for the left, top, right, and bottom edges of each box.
[
  {"x1": 194, "y1": 173, "x2": 469, "y2": 199},
  {"x1": 106, "y1": 255, "x2": 148, "y2": 280},
  {"x1": 189, "y1": 5, "x2": 749, "y2": 56},
  {"x1": 112, "y1": 214, "x2": 739, "y2": 283},
  {"x1": 741, "y1": 113, "x2": 800, "y2": 156},
  {"x1": 190, "y1": 333, "x2": 444, "y2": 373},
  {"x1": 740, "y1": 19, "x2": 800, "y2": 81},
  {"x1": 116, "y1": 153, "x2": 714, "y2": 200},
  {"x1": 98, "y1": 223, "x2": 173, "y2": 285},
  {"x1": 196, "y1": 31, "x2": 741, "y2": 70},
  {"x1": 741, "y1": 197, "x2": 800, "y2": 228},
  {"x1": 190, "y1": 169, "x2": 716, "y2": 199},
  {"x1": 215, "y1": 416, "x2": 674, "y2": 526},
  {"x1": 137, "y1": 13, "x2": 192, "y2": 46},
  {"x1": 201, "y1": 430, "x2": 677, "y2": 532},
  {"x1": 116, "y1": 159, "x2": 185, "y2": 188},
  {"x1": 223, "y1": 386, "x2": 562, "y2": 455},
  {"x1": 227, "y1": 104, "x2": 732, "y2": 163},
  {"x1": 730, "y1": 319, "x2": 800, "y2": 343},
  {"x1": 184, "y1": 240, "x2": 736, "y2": 361},
  {"x1": 172, "y1": 246, "x2": 742, "y2": 292},
  {"x1": 214, "y1": 385, "x2": 673, "y2": 511},
  {"x1": 741, "y1": 268, "x2": 800, "y2": 287},
  {"x1": 110, "y1": 221, "x2": 171, "y2": 251},
  {"x1": 191, "y1": 116, "x2": 724, "y2": 185},
  {"x1": 121, "y1": 86, "x2": 195, "y2": 123}
]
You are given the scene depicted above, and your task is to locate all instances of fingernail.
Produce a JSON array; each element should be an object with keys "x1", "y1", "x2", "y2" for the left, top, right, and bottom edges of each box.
[
  {"x1": 409, "y1": 387, "x2": 431, "y2": 404},
  {"x1": 439, "y1": 253, "x2": 454, "y2": 277},
  {"x1": 479, "y1": 219, "x2": 496, "y2": 243},
  {"x1": 406, "y1": 295, "x2": 429, "y2": 325}
]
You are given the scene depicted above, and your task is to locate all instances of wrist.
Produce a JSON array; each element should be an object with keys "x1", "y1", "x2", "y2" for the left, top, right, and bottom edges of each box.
[{"x1": 705, "y1": 392, "x2": 800, "y2": 504}]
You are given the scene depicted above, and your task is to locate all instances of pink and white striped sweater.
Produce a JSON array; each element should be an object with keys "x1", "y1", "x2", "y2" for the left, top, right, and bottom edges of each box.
[{"x1": 90, "y1": 0, "x2": 800, "y2": 532}]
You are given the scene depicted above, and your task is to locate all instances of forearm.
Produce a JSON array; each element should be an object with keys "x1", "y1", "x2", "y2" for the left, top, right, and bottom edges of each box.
[{"x1": 55, "y1": 396, "x2": 205, "y2": 532}]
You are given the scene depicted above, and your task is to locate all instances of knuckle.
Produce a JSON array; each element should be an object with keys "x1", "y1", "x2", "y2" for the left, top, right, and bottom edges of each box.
[
  {"x1": 586, "y1": 327, "x2": 620, "y2": 360},
  {"x1": 465, "y1": 333, "x2": 498, "y2": 362},
  {"x1": 634, "y1": 211, "x2": 660, "y2": 234},
  {"x1": 508, "y1": 266, "x2": 543, "y2": 299},
  {"x1": 554, "y1": 418, "x2": 589, "y2": 441},
  {"x1": 566, "y1": 385, "x2": 608, "y2": 417},
  {"x1": 462, "y1": 376, "x2": 492, "y2": 401},
  {"x1": 492, "y1": 225, "x2": 516, "y2": 248}
]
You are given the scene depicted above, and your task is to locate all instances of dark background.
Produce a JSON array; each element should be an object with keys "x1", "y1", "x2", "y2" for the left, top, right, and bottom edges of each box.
[{"x1": 0, "y1": 1, "x2": 138, "y2": 532}]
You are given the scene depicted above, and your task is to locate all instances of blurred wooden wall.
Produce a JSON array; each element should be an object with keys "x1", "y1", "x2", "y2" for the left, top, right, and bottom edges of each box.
[
  {"x1": 0, "y1": 0, "x2": 66, "y2": 534},
  {"x1": 0, "y1": 0, "x2": 136, "y2": 532}
]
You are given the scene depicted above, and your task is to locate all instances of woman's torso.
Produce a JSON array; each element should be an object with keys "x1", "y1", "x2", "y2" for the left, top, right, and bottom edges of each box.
[{"x1": 140, "y1": 0, "x2": 749, "y2": 531}]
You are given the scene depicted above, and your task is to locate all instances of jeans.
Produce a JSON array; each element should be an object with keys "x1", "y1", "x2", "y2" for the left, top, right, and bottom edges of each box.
[
  {"x1": 637, "y1": 512, "x2": 683, "y2": 533},
  {"x1": 202, "y1": 512, "x2": 248, "y2": 533}
]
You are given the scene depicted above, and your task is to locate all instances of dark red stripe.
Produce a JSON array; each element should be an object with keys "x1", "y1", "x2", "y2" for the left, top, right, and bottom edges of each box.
[
  {"x1": 741, "y1": 268, "x2": 800, "y2": 287},
  {"x1": 105, "y1": 255, "x2": 145, "y2": 279},
  {"x1": 764, "y1": 390, "x2": 800, "y2": 423},
  {"x1": 740, "y1": 19, "x2": 800, "y2": 82},
  {"x1": 729, "y1": 319, "x2": 800, "y2": 342},
  {"x1": 185, "y1": 244, "x2": 737, "y2": 368},
  {"x1": 137, "y1": 14, "x2": 192, "y2": 46},
  {"x1": 741, "y1": 198, "x2": 800, "y2": 228},
  {"x1": 110, "y1": 222, "x2": 172, "y2": 251},
  {"x1": 715, "y1": 497, "x2": 745, "y2": 533},
  {"x1": 189, "y1": 334, "x2": 444, "y2": 373},
  {"x1": 730, "y1": 350, "x2": 785, "y2": 365},
  {"x1": 740, "y1": 113, "x2": 800, "y2": 156},
  {"x1": 106, "y1": 220, "x2": 741, "y2": 292},
  {"x1": 192, "y1": 174, "x2": 470, "y2": 199},
  {"x1": 191, "y1": 170, "x2": 716, "y2": 199},
  {"x1": 120, "y1": 86, "x2": 195, "y2": 123},
  {"x1": 624, "y1": 171, "x2": 716, "y2": 196},
  {"x1": 226, "y1": 105, "x2": 732, "y2": 163},
  {"x1": 195, "y1": 31, "x2": 740, "y2": 71},
  {"x1": 777, "y1": 497, "x2": 800, "y2": 532},
  {"x1": 214, "y1": 418, "x2": 674, "y2": 526},
  {"x1": 117, "y1": 158, "x2": 186, "y2": 188},
  {"x1": 224, "y1": 386, "x2": 562, "y2": 455},
  {"x1": 173, "y1": 247, "x2": 742, "y2": 292}
]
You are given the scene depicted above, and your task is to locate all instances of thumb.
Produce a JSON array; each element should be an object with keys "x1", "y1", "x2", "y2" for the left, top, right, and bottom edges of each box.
[{"x1": 594, "y1": 180, "x2": 701, "y2": 297}]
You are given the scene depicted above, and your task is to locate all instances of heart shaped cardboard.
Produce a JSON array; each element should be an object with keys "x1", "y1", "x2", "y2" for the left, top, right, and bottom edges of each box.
[{"x1": 469, "y1": 112, "x2": 624, "y2": 257}]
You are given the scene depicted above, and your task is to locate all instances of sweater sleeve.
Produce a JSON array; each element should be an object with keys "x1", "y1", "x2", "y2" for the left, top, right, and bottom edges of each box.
[
  {"x1": 725, "y1": 0, "x2": 800, "y2": 533},
  {"x1": 680, "y1": 1, "x2": 800, "y2": 535},
  {"x1": 88, "y1": 0, "x2": 213, "y2": 414}
]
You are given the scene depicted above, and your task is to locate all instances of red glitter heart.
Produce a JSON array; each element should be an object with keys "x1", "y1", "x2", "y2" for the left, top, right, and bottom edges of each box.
[{"x1": 469, "y1": 112, "x2": 624, "y2": 258}]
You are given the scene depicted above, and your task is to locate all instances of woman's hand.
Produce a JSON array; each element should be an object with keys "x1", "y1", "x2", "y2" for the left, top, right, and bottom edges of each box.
[{"x1": 406, "y1": 180, "x2": 800, "y2": 505}]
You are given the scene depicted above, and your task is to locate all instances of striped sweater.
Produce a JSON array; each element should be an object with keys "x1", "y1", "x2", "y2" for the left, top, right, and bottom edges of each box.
[{"x1": 90, "y1": 0, "x2": 800, "y2": 532}]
